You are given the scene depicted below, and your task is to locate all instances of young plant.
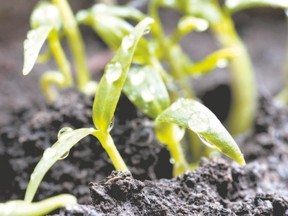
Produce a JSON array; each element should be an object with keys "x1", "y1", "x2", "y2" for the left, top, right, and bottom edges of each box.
[
  {"x1": 23, "y1": 0, "x2": 96, "y2": 102},
  {"x1": 24, "y1": 18, "x2": 153, "y2": 202},
  {"x1": 148, "y1": 0, "x2": 288, "y2": 135},
  {"x1": 76, "y1": 2, "x2": 246, "y2": 175},
  {"x1": 0, "y1": 194, "x2": 76, "y2": 216}
]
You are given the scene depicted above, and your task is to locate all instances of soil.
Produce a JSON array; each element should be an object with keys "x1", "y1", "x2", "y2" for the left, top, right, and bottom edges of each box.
[
  {"x1": 1, "y1": 1, "x2": 288, "y2": 216},
  {"x1": 57, "y1": 95, "x2": 288, "y2": 216}
]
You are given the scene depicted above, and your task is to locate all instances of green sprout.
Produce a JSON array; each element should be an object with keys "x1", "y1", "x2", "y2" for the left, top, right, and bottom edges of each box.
[
  {"x1": 75, "y1": 2, "x2": 247, "y2": 175},
  {"x1": 0, "y1": 194, "x2": 76, "y2": 216},
  {"x1": 24, "y1": 17, "x2": 153, "y2": 202},
  {"x1": 23, "y1": 0, "x2": 96, "y2": 102}
]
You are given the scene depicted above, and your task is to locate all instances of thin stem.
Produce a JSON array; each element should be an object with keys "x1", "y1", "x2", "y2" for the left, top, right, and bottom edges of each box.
[
  {"x1": 212, "y1": 14, "x2": 257, "y2": 135},
  {"x1": 53, "y1": 0, "x2": 91, "y2": 93},
  {"x1": 155, "y1": 122, "x2": 189, "y2": 176},
  {"x1": 93, "y1": 131, "x2": 128, "y2": 171},
  {"x1": 48, "y1": 29, "x2": 73, "y2": 86}
]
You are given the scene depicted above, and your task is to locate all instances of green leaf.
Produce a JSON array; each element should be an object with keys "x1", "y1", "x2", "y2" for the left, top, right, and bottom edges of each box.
[
  {"x1": 77, "y1": 10, "x2": 150, "y2": 64},
  {"x1": 89, "y1": 3, "x2": 145, "y2": 21},
  {"x1": 92, "y1": 17, "x2": 154, "y2": 132},
  {"x1": 123, "y1": 65, "x2": 170, "y2": 119},
  {"x1": 23, "y1": 26, "x2": 52, "y2": 75},
  {"x1": 0, "y1": 194, "x2": 76, "y2": 216},
  {"x1": 30, "y1": 1, "x2": 62, "y2": 30},
  {"x1": 225, "y1": 0, "x2": 288, "y2": 13},
  {"x1": 155, "y1": 98, "x2": 246, "y2": 165},
  {"x1": 187, "y1": 48, "x2": 238, "y2": 75},
  {"x1": 24, "y1": 128, "x2": 96, "y2": 202}
]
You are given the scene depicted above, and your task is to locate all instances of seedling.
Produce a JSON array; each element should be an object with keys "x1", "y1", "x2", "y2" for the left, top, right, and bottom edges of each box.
[
  {"x1": 24, "y1": 17, "x2": 153, "y2": 202},
  {"x1": 23, "y1": 0, "x2": 96, "y2": 102},
  {"x1": 0, "y1": 194, "x2": 76, "y2": 216}
]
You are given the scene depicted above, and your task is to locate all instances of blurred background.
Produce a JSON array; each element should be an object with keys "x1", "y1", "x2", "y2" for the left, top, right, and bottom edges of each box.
[{"x1": 0, "y1": 0, "x2": 287, "y2": 125}]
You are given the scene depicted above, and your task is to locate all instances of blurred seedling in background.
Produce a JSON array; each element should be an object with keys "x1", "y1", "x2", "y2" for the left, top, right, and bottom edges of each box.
[{"x1": 23, "y1": 0, "x2": 96, "y2": 102}]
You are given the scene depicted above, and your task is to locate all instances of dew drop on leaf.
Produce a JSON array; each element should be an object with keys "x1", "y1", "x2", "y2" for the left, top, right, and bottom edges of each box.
[
  {"x1": 143, "y1": 26, "x2": 151, "y2": 35},
  {"x1": 216, "y1": 58, "x2": 228, "y2": 68},
  {"x1": 43, "y1": 148, "x2": 56, "y2": 160},
  {"x1": 169, "y1": 158, "x2": 175, "y2": 164},
  {"x1": 141, "y1": 89, "x2": 154, "y2": 102},
  {"x1": 57, "y1": 127, "x2": 73, "y2": 138},
  {"x1": 195, "y1": 20, "x2": 209, "y2": 32},
  {"x1": 105, "y1": 62, "x2": 122, "y2": 84},
  {"x1": 197, "y1": 134, "x2": 216, "y2": 149},
  {"x1": 130, "y1": 71, "x2": 144, "y2": 86},
  {"x1": 108, "y1": 117, "x2": 115, "y2": 132},
  {"x1": 188, "y1": 112, "x2": 209, "y2": 133},
  {"x1": 59, "y1": 151, "x2": 70, "y2": 160},
  {"x1": 122, "y1": 34, "x2": 135, "y2": 52}
]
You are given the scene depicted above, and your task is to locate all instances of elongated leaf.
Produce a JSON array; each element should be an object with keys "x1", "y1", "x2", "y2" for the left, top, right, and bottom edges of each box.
[
  {"x1": 89, "y1": 3, "x2": 145, "y2": 21},
  {"x1": 77, "y1": 11, "x2": 150, "y2": 64},
  {"x1": 92, "y1": 18, "x2": 154, "y2": 132},
  {"x1": 225, "y1": 0, "x2": 288, "y2": 13},
  {"x1": 0, "y1": 194, "x2": 76, "y2": 216},
  {"x1": 23, "y1": 26, "x2": 52, "y2": 75},
  {"x1": 30, "y1": 1, "x2": 62, "y2": 30},
  {"x1": 123, "y1": 65, "x2": 170, "y2": 119},
  {"x1": 155, "y1": 98, "x2": 245, "y2": 165},
  {"x1": 24, "y1": 128, "x2": 96, "y2": 202},
  {"x1": 187, "y1": 48, "x2": 237, "y2": 75}
]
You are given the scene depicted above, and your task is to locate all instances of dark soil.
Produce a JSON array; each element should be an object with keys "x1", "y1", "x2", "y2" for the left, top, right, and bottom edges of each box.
[
  {"x1": 0, "y1": 91, "x2": 171, "y2": 204},
  {"x1": 57, "y1": 95, "x2": 288, "y2": 216}
]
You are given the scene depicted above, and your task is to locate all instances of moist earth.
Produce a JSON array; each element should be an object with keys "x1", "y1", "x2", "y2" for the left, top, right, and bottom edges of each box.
[{"x1": 57, "y1": 95, "x2": 288, "y2": 215}]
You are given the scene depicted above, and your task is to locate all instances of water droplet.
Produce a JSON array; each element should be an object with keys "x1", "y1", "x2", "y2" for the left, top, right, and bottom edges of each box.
[
  {"x1": 195, "y1": 20, "x2": 209, "y2": 32},
  {"x1": 285, "y1": 9, "x2": 288, "y2": 17},
  {"x1": 130, "y1": 71, "x2": 144, "y2": 86},
  {"x1": 108, "y1": 117, "x2": 115, "y2": 132},
  {"x1": 43, "y1": 147, "x2": 56, "y2": 160},
  {"x1": 216, "y1": 58, "x2": 228, "y2": 68},
  {"x1": 169, "y1": 158, "x2": 175, "y2": 164},
  {"x1": 106, "y1": 62, "x2": 122, "y2": 84},
  {"x1": 141, "y1": 89, "x2": 154, "y2": 102},
  {"x1": 122, "y1": 34, "x2": 135, "y2": 52},
  {"x1": 59, "y1": 151, "x2": 70, "y2": 160},
  {"x1": 197, "y1": 134, "x2": 216, "y2": 149},
  {"x1": 188, "y1": 112, "x2": 209, "y2": 133},
  {"x1": 30, "y1": 173, "x2": 36, "y2": 181},
  {"x1": 58, "y1": 127, "x2": 73, "y2": 138},
  {"x1": 143, "y1": 26, "x2": 151, "y2": 35}
]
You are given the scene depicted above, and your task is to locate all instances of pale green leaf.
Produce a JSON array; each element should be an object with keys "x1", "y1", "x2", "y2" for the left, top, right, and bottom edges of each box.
[
  {"x1": 123, "y1": 65, "x2": 170, "y2": 119},
  {"x1": 225, "y1": 0, "x2": 288, "y2": 13},
  {"x1": 77, "y1": 11, "x2": 150, "y2": 64},
  {"x1": 90, "y1": 3, "x2": 145, "y2": 21},
  {"x1": 30, "y1": 1, "x2": 62, "y2": 30},
  {"x1": 23, "y1": 26, "x2": 52, "y2": 75},
  {"x1": 24, "y1": 128, "x2": 96, "y2": 202},
  {"x1": 156, "y1": 98, "x2": 245, "y2": 165},
  {"x1": 0, "y1": 194, "x2": 76, "y2": 216},
  {"x1": 187, "y1": 48, "x2": 238, "y2": 75},
  {"x1": 92, "y1": 18, "x2": 154, "y2": 132}
]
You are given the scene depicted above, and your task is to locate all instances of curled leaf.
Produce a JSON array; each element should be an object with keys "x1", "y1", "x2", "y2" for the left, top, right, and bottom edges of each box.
[
  {"x1": 23, "y1": 26, "x2": 52, "y2": 75},
  {"x1": 0, "y1": 194, "x2": 76, "y2": 216},
  {"x1": 92, "y1": 17, "x2": 154, "y2": 132},
  {"x1": 30, "y1": 1, "x2": 62, "y2": 30},
  {"x1": 156, "y1": 98, "x2": 245, "y2": 165},
  {"x1": 24, "y1": 128, "x2": 96, "y2": 202},
  {"x1": 124, "y1": 65, "x2": 170, "y2": 118}
]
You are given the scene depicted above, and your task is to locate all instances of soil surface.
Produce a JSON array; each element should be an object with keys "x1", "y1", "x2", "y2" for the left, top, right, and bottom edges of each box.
[
  {"x1": 55, "y1": 95, "x2": 288, "y2": 216},
  {"x1": 0, "y1": 91, "x2": 171, "y2": 204}
]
